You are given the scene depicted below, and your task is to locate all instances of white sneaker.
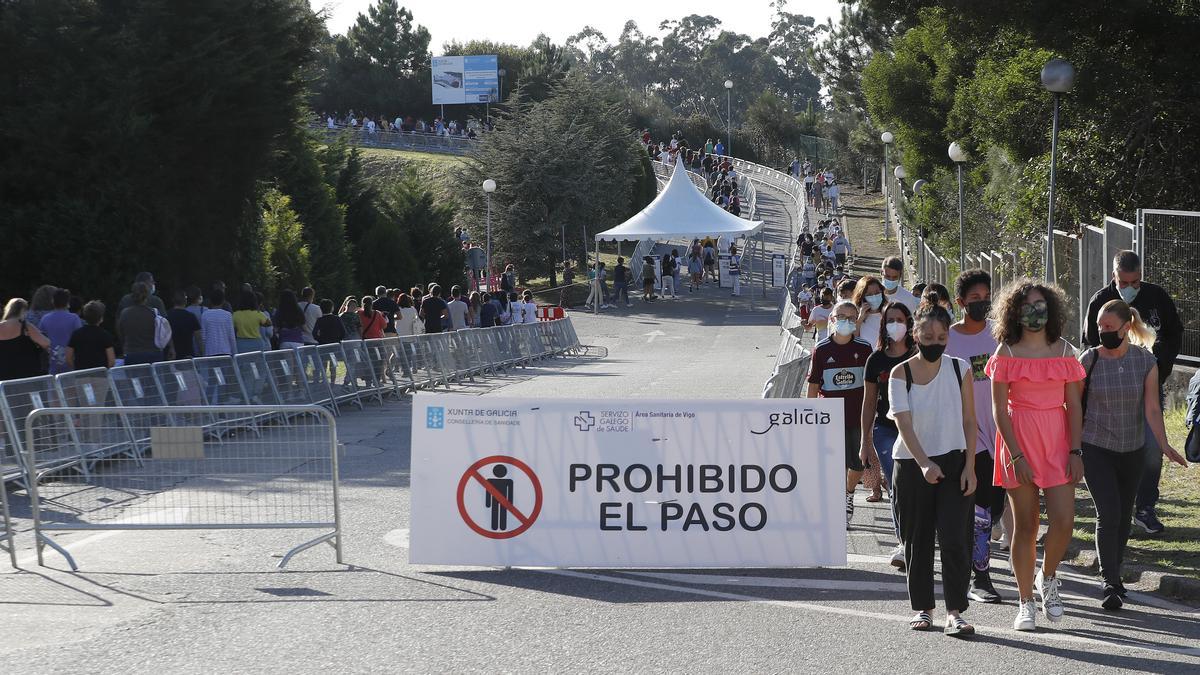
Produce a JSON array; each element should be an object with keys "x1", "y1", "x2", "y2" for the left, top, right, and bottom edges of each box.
[
  {"x1": 1014, "y1": 599, "x2": 1037, "y2": 631},
  {"x1": 889, "y1": 545, "x2": 906, "y2": 571},
  {"x1": 1036, "y1": 569, "x2": 1065, "y2": 622}
]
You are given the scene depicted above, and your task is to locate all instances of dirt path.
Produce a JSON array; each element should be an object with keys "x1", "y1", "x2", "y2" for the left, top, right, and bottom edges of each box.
[{"x1": 836, "y1": 186, "x2": 898, "y2": 279}]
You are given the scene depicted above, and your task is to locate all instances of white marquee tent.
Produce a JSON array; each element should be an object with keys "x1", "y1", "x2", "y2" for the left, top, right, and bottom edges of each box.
[
  {"x1": 586, "y1": 156, "x2": 765, "y2": 311},
  {"x1": 594, "y1": 156, "x2": 763, "y2": 243}
]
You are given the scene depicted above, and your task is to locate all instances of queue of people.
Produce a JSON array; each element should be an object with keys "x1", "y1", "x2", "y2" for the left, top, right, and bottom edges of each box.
[
  {"x1": 0, "y1": 271, "x2": 547, "y2": 379},
  {"x1": 805, "y1": 250, "x2": 1190, "y2": 637}
]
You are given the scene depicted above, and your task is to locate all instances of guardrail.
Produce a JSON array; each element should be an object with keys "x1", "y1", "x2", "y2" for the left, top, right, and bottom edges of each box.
[
  {"x1": 0, "y1": 318, "x2": 583, "y2": 568},
  {"x1": 313, "y1": 125, "x2": 479, "y2": 155}
]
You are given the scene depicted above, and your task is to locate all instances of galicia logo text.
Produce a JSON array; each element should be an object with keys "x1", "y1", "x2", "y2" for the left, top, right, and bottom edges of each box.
[{"x1": 751, "y1": 408, "x2": 832, "y2": 435}]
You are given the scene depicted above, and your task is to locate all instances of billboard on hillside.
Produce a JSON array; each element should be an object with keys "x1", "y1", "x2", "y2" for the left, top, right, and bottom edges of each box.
[{"x1": 431, "y1": 55, "x2": 498, "y2": 105}]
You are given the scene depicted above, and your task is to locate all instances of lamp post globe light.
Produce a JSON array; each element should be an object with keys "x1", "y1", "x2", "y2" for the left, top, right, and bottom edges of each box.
[
  {"x1": 912, "y1": 178, "x2": 927, "y2": 194},
  {"x1": 483, "y1": 179, "x2": 497, "y2": 290},
  {"x1": 724, "y1": 79, "x2": 734, "y2": 157},
  {"x1": 880, "y1": 131, "x2": 894, "y2": 239},
  {"x1": 949, "y1": 141, "x2": 968, "y2": 272},
  {"x1": 893, "y1": 165, "x2": 907, "y2": 180},
  {"x1": 1040, "y1": 58, "x2": 1075, "y2": 281}
]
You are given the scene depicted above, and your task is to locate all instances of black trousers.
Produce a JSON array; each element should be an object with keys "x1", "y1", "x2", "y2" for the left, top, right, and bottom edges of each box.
[
  {"x1": 894, "y1": 451, "x2": 973, "y2": 612},
  {"x1": 1083, "y1": 443, "x2": 1145, "y2": 587}
]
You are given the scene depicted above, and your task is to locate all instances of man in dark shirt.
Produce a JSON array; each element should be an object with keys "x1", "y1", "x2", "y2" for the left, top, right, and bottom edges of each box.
[
  {"x1": 166, "y1": 290, "x2": 201, "y2": 359},
  {"x1": 372, "y1": 285, "x2": 398, "y2": 335},
  {"x1": 1081, "y1": 250, "x2": 1184, "y2": 534},
  {"x1": 419, "y1": 284, "x2": 449, "y2": 334},
  {"x1": 313, "y1": 299, "x2": 346, "y2": 344},
  {"x1": 67, "y1": 301, "x2": 116, "y2": 370},
  {"x1": 478, "y1": 293, "x2": 499, "y2": 327}
]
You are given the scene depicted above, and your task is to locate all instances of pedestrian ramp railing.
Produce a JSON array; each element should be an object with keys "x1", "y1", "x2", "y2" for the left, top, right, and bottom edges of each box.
[
  {"x1": 0, "y1": 319, "x2": 583, "y2": 567},
  {"x1": 762, "y1": 274, "x2": 812, "y2": 400}
]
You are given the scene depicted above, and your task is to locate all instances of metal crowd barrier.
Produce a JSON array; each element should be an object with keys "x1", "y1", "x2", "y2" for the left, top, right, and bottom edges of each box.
[
  {"x1": 24, "y1": 405, "x2": 342, "y2": 571},
  {"x1": 0, "y1": 319, "x2": 582, "y2": 567}
]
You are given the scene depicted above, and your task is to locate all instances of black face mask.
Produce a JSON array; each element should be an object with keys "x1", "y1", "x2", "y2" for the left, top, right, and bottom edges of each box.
[
  {"x1": 966, "y1": 300, "x2": 990, "y2": 322},
  {"x1": 917, "y1": 343, "x2": 945, "y2": 363},
  {"x1": 1099, "y1": 330, "x2": 1124, "y2": 350}
]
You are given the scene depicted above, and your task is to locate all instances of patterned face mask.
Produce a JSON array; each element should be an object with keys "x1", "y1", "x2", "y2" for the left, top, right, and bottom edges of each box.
[{"x1": 1019, "y1": 300, "x2": 1049, "y2": 332}]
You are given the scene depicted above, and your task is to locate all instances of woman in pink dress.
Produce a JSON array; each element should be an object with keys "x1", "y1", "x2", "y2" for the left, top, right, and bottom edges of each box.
[{"x1": 985, "y1": 280, "x2": 1085, "y2": 632}]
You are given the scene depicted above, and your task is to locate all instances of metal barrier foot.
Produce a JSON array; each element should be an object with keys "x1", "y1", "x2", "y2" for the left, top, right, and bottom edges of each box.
[
  {"x1": 278, "y1": 530, "x2": 338, "y2": 569},
  {"x1": 37, "y1": 532, "x2": 78, "y2": 571}
]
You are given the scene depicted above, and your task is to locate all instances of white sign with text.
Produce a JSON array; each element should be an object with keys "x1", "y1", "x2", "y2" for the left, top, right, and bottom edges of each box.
[{"x1": 409, "y1": 394, "x2": 847, "y2": 567}]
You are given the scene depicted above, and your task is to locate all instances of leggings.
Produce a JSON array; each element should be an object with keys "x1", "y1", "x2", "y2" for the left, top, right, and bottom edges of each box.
[
  {"x1": 894, "y1": 450, "x2": 973, "y2": 612},
  {"x1": 1083, "y1": 443, "x2": 1145, "y2": 587},
  {"x1": 971, "y1": 452, "x2": 1007, "y2": 572}
]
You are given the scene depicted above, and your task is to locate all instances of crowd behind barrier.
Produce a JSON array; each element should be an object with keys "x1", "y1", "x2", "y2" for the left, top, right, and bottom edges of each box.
[
  {"x1": 315, "y1": 126, "x2": 478, "y2": 155},
  {"x1": 0, "y1": 317, "x2": 582, "y2": 567}
]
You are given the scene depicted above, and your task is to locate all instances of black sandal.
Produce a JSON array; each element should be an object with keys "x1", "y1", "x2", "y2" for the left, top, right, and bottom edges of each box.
[
  {"x1": 944, "y1": 615, "x2": 975, "y2": 637},
  {"x1": 909, "y1": 611, "x2": 933, "y2": 631}
]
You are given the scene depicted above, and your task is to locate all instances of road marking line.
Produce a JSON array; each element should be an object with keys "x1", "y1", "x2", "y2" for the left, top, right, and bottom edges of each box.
[
  {"x1": 542, "y1": 569, "x2": 1200, "y2": 658},
  {"x1": 624, "y1": 571, "x2": 907, "y2": 593}
]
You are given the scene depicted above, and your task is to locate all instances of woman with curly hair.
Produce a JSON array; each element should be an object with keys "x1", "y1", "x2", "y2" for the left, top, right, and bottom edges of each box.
[{"x1": 985, "y1": 279, "x2": 1086, "y2": 631}]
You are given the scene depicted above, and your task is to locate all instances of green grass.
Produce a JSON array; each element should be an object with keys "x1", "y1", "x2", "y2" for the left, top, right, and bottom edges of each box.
[
  {"x1": 1069, "y1": 406, "x2": 1200, "y2": 583},
  {"x1": 356, "y1": 147, "x2": 467, "y2": 167}
]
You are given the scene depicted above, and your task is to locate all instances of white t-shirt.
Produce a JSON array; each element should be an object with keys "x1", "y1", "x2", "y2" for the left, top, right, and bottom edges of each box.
[
  {"x1": 521, "y1": 301, "x2": 539, "y2": 324},
  {"x1": 300, "y1": 301, "x2": 322, "y2": 344},
  {"x1": 858, "y1": 312, "x2": 881, "y2": 349},
  {"x1": 447, "y1": 299, "x2": 469, "y2": 330},
  {"x1": 887, "y1": 356, "x2": 968, "y2": 460},
  {"x1": 809, "y1": 305, "x2": 832, "y2": 342},
  {"x1": 887, "y1": 286, "x2": 919, "y2": 312}
]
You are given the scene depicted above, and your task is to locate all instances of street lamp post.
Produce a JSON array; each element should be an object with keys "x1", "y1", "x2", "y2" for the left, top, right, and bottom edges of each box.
[
  {"x1": 880, "y1": 131, "x2": 894, "y2": 239},
  {"x1": 949, "y1": 141, "x2": 968, "y2": 272},
  {"x1": 483, "y1": 179, "x2": 497, "y2": 290},
  {"x1": 1041, "y1": 57, "x2": 1075, "y2": 282},
  {"x1": 724, "y1": 79, "x2": 734, "y2": 157}
]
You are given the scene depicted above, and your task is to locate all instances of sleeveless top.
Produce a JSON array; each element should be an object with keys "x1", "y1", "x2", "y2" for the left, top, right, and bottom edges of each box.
[{"x1": 0, "y1": 320, "x2": 45, "y2": 381}]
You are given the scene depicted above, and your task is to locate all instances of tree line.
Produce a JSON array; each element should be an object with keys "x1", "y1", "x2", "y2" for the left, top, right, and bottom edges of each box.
[
  {"x1": 826, "y1": 0, "x2": 1200, "y2": 265},
  {"x1": 0, "y1": 0, "x2": 461, "y2": 311}
]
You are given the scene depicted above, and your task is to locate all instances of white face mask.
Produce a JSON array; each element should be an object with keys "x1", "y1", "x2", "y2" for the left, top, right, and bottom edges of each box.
[
  {"x1": 835, "y1": 319, "x2": 856, "y2": 336},
  {"x1": 866, "y1": 294, "x2": 883, "y2": 310},
  {"x1": 882, "y1": 278, "x2": 900, "y2": 292},
  {"x1": 886, "y1": 322, "x2": 908, "y2": 342}
]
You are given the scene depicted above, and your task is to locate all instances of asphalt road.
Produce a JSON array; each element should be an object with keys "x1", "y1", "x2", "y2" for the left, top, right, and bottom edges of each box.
[{"x1": 2, "y1": 183, "x2": 1198, "y2": 673}]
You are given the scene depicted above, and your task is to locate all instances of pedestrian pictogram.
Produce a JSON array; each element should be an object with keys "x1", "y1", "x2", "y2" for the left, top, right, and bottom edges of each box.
[{"x1": 456, "y1": 455, "x2": 542, "y2": 539}]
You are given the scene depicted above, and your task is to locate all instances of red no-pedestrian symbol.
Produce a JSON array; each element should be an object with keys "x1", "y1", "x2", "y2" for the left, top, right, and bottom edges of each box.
[{"x1": 456, "y1": 455, "x2": 543, "y2": 539}]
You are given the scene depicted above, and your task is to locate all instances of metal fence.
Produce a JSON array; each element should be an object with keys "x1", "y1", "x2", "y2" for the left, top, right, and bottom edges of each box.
[
  {"x1": 24, "y1": 405, "x2": 341, "y2": 571},
  {"x1": 0, "y1": 319, "x2": 583, "y2": 567},
  {"x1": 314, "y1": 126, "x2": 478, "y2": 155},
  {"x1": 1140, "y1": 209, "x2": 1200, "y2": 366}
]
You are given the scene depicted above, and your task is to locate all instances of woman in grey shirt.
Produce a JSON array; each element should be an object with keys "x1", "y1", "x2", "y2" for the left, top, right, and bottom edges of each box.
[{"x1": 1079, "y1": 299, "x2": 1188, "y2": 610}]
